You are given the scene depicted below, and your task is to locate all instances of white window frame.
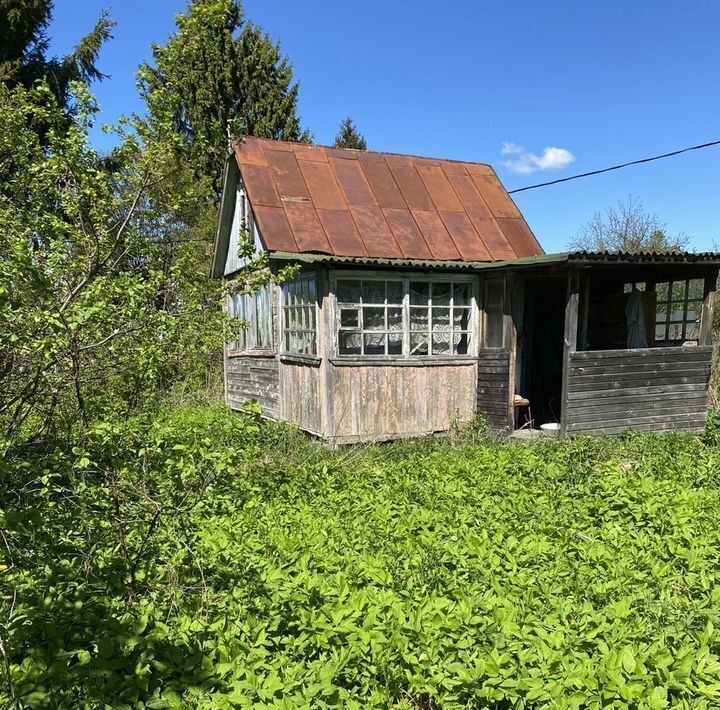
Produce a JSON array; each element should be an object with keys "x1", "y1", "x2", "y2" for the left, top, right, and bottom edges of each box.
[
  {"x1": 280, "y1": 273, "x2": 319, "y2": 356},
  {"x1": 330, "y1": 271, "x2": 478, "y2": 359}
]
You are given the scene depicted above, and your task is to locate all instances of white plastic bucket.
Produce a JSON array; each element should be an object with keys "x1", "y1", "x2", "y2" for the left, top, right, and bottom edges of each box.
[{"x1": 540, "y1": 423, "x2": 561, "y2": 437}]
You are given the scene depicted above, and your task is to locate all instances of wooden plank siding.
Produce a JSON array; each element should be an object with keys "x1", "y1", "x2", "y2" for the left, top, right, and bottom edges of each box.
[
  {"x1": 476, "y1": 351, "x2": 512, "y2": 430},
  {"x1": 564, "y1": 346, "x2": 712, "y2": 435},
  {"x1": 225, "y1": 354, "x2": 280, "y2": 419},
  {"x1": 280, "y1": 360, "x2": 323, "y2": 435},
  {"x1": 328, "y1": 363, "x2": 477, "y2": 443}
]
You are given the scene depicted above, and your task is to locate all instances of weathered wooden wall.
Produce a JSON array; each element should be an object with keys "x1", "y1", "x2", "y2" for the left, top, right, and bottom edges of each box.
[
  {"x1": 476, "y1": 351, "x2": 512, "y2": 430},
  {"x1": 225, "y1": 354, "x2": 280, "y2": 419},
  {"x1": 280, "y1": 361, "x2": 323, "y2": 435},
  {"x1": 565, "y1": 346, "x2": 712, "y2": 435},
  {"x1": 328, "y1": 363, "x2": 477, "y2": 442}
]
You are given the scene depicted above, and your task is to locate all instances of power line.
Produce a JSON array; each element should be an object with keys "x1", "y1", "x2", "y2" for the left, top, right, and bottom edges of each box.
[{"x1": 507, "y1": 139, "x2": 720, "y2": 194}]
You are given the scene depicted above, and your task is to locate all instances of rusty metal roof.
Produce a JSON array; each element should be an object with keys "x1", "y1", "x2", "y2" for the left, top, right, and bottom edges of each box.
[{"x1": 233, "y1": 137, "x2": 544, "y2": 263}]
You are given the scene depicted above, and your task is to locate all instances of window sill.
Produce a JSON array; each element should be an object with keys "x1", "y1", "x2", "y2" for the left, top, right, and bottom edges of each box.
[
  {"x1": 227, "y1": 349, "x2": 276, "y2": 359},
  {"x1": 330, "y1": 356, "x2": 477, "y2": 367},
  {"x1": 279, "y1": 354, "x2": 322, "y2": 366}
]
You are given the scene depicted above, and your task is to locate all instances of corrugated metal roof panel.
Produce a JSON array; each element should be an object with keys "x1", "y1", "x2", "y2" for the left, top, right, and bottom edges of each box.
[
  {"x1": 265, "y1": 250, "x2": 720, "y2": 271},
  {"x1": 234, "y1": 137, "x2": 542, "y2": 263}
]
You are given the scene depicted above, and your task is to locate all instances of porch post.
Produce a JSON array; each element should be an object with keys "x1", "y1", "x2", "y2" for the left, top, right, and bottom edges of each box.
[
  {"x1": 560, "y1": 270, "x2": 580, "y2": 435},
  {"x1": 699, "y1": 268, "x2": 718, "y2": 347}
]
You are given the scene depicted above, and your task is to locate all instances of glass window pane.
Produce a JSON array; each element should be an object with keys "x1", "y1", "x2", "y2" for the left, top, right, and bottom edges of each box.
[
  {"x1": 655, "y1": 302, "x2": 668, "y2": 322},
  {"x1": 672, "y1": 281, "x2": 686, "y2": 302},
  {"x1": 655, "y1": 324, "x2": 666, "y2": 341},
  {"x1": 655, "y1": 282, "x2": 670, "y2": 303},
  {"x1": 688, "y1": 279, "x2": 704, "y2": 300},
  {"x1": 410, "y1": 282, "x2": 430, "y2": 305},
  {"x1": 363, "y1": 306, "x2": 385, "y2": 330},
  {"x1": 387, "y1": 307, "x2": 403, "y2": 331},
  {"x1": 685, "y1": 321, "x2": 699, "y2": 340},
  {"x1": 386, "y1": 281, "x2": 403, "y2": 304},
  {"x1": 388, "y1": 333, "x2": 403, "y2": 355},
  {"x1": 453, "y1": 283, "x2": 470, "y2": 306},
  {"x1": 669, "y1": 306, "x2": 685, "y2": 322},
  {"x1": 668, "y1": 322, "x2": 684, "y2": 340},
  {"x1": 453, "y1": 332, "x2": 469, "y2": 355},
  {"x1": 433, "y1": 283, "x2": 451, "y2": 306},
  {"x1": 453, "y1": 308, "x2": 470, "y2": 330},
  {"x1": 363, "y1": 332, "x2": 385, "y2": 355},
  {"x1": 410, "y1": 332, "x2": 428, "y2": 356},
  {"x1": 336, "y1": 279, "x2": 361, "y2": 304},
  {"x1": 362, "y1": 281, "x2": 385, "y2": 304},
  {"x1": 339, "y1": 331, "x2": 361, "y2": 355},
  {"x1": 307, "y1": 278, "x2": 316, "y2": 303},
  {"x1": 484, "y1": 278, "x2": 504, "y2": 349},
  {"x1": 432, "y1": 333, "x2": 450, "y2": 355},
  {"x1": 409, "y1": 307, "x2": 429, "y2": 331},
  {"x1": 340, "y1": 308, "x2": 359, "y2": 328},
  {"x1": 432, "y1": 307, "x2": 451, "y2": 331}
]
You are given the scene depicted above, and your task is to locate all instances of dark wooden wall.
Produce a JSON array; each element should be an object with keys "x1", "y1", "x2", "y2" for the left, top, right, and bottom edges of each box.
[
  {"x1": 225, "y1": 354, "x2": 280, "y2": 420},
  {"x1": 564, "y1": 346, "x2": 712, "y2": 435},
  {"x1": 476, "y1": 351, "x2": 512, "y2": 430}
]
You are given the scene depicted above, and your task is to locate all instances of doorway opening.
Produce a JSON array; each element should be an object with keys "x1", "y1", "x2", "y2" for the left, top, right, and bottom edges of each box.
[{"x1": 517, "y1": 278, "x2": 566, "y2": 429}]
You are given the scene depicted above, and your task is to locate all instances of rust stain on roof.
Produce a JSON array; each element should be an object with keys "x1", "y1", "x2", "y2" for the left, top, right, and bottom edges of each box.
[{"x1": 233, "y1": 137, "x2": 543, "y2": 262}]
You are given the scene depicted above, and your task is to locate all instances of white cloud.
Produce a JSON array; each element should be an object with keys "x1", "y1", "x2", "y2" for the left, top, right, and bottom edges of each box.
[
  {"x1": 501, "y1": 145, "x2": 575, "y2": 175},
  {"x1": 501, "y1": 141, "x2": 525, "y2": 155}
]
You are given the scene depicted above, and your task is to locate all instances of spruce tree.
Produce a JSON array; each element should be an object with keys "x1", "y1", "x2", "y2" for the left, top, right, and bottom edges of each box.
[
  {"x1": 138, "y1": 0, "x2": 310, "y2": 188},
  {"x1": 333, "y1": 117, "x2": 367, "y2": 151},
  {"x1": 0, "y1": 0, "x2": 114, "y2": 111}
]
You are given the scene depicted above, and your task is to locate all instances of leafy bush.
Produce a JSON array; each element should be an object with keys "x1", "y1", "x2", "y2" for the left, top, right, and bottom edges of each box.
[{"x1": 4, "y1": 409, "x2": 720, "y2": 707}]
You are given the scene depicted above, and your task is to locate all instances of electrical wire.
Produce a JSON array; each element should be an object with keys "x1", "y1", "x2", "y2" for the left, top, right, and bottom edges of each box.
[{"x1": 507, "y1": 139, "x2": 720, "y2": 194}]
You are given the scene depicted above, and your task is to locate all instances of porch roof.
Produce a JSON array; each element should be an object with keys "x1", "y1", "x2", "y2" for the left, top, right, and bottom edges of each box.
[{"x1": 268, "y1": 250, "x2": 720, "y2": 272}]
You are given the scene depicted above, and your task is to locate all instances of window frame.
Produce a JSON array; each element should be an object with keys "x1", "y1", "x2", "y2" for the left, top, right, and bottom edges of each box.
[
  {"x1": 330, "y1": 271, "x2": 478, "y2": 360},
  {"x1": 653, "y1": 278, "x2": 703, "y2": 344},
  {"x1": 280, "y1": 273, "x2": 319, "y2": 357},
  {"x1": 226, "y1": 282, "x2": 275, "y2": 354}
]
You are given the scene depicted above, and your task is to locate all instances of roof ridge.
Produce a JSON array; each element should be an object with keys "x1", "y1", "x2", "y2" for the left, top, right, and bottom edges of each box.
[{"x1": 233, "y1": 135, "x2": 495, "y2": 170}]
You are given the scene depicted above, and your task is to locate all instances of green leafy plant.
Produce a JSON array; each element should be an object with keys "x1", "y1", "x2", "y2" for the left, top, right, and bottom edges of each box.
[{"x1": 4, "y1": 408, "x2": 720, "y2": 708}]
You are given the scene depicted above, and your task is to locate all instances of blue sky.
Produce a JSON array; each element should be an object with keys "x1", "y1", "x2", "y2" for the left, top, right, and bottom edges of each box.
[{"x1": 49, "y1": 0, "x2": 720, "y2": 252}]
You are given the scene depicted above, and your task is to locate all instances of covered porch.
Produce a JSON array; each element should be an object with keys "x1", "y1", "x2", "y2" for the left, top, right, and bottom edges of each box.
[{"x1": 488, "y1": 251, "x2": 719, "y2": 436}]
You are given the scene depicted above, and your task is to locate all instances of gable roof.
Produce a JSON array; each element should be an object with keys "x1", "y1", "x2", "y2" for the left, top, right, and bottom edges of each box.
[{"x1": 232, "y1": 137, "x2": 543, "y2": 263}]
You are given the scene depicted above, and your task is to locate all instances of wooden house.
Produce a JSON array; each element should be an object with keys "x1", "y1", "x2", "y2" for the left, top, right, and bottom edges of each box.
[{"x1": 212, "y1": 137, "x2": 719, "y2": 442}]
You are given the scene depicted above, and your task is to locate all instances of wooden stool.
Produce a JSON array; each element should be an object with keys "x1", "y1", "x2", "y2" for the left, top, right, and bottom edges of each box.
[{"x1": 513, "y1": 394, "x2": 533, "y2": 429}]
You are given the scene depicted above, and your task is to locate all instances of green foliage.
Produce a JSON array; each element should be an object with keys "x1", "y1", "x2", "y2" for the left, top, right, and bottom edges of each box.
[
  {"x1": 333, "y1": 117, "x2": 367, "y2": 151},
  {"x1": 0, "y1": 0, "x2": 114, "y2": 112},
  {"x1": 0, "y1": 81, "x2": 224, "y2": 444},
  {"x1": 138, "y1": 0, "x2": 310, "y2": 189},
  {"x1": 5, "y1": 407, "x2": 720, "y2": 707}
]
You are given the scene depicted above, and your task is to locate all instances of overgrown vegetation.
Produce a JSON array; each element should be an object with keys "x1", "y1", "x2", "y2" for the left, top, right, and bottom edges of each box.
[
  {"x1": 2, "y1": 1, "x2": 720, "y2": 707},
  {"x1": 4, "y1": 408, "x2": 720, "y2": 707}
]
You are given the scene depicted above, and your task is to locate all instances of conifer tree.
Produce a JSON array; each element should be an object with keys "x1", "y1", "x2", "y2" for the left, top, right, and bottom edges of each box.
[
  {"x1": 138, "y1": 0, "x2": 310, "y2": 188},
  {"x1": 333, "y1": 117, "x2": 367, "y2": 150},
  {"x1": 0, "y1": 0, "x2": 114, "y2": 112}
]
